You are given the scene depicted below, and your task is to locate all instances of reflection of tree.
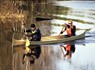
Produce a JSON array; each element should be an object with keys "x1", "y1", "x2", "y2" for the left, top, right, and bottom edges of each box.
[
  {"x1": 0, "y1": 16, "x2": 13, "y2": 70},
  {"x1": 0, "y1": 0, "x2": 54, "y2": 70},
  {"x1": 55, "y1": 6, "x2": 69, "y2": 15}
]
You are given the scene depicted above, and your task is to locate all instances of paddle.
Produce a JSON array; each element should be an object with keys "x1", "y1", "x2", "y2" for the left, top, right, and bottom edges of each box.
[
  {"x1": 60, "y1": 45, "x2": 64, "y2": 53},
  {"x1": 25, "y1": 37, "x2": 31, "y2": 53},
  {"x1": 60, "y1": 45, "x2": 65, "y2": 58},
  {"x1": 59, "y1": 24, "x2": 65, "y2": 35},
  {"x1": 35, "y1": 17, "x2": 53, "y2": 21}
]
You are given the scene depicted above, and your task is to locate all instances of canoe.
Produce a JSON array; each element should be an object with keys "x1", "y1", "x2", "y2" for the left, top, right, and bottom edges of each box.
[{"x1": 13, "y1": 30, "x2": 86, "y2": 47}]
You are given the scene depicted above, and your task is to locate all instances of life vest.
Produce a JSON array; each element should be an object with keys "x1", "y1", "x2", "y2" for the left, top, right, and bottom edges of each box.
[
  {"x1": 32, "y1": 30, "x2": 36, "y2": 34},
  {"x1": 66, "y1": 28, "x2": 72, "y2": 36},
  {"x1": 66, "y1": 44, "x2": 71, "y2": 51}
]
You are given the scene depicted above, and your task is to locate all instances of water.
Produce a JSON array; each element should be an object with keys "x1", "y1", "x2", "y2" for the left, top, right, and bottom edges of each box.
[
  {"x1": 12, "y1": 1, "x2": 95, "y2": 70},
  {"x1": 22, "y1": 1, "x2": 95, "y2": 70},
  {"x1": 0, "y1": 1, "x2": 95, "y2": 70},
  {"x1": 47, "y1": 1, "x2": 95, "y2": 70},
  {"x1": 54, "y1": 1, "x2": 95, "y2": 23}
]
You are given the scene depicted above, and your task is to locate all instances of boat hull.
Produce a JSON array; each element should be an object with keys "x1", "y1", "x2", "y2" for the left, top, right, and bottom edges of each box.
[{"x1": 13, "y1": 30, "x2": 86, "y2": 47}]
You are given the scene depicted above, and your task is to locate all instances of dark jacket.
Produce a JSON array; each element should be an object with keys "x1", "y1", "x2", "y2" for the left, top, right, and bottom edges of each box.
[{"x1": 26, "y1": 29, "x2": 41, "y2": 41}]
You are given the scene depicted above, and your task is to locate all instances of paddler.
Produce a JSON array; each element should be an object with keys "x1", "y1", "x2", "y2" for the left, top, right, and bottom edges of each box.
[
  {"x1": 26, "y1": 24, "x2": 41, "y2": 41},
  {"x1": 60, "y1": 20, "x2": 76, "y2": 37},
  {"x1": 68, "y1": 20, "x2": 76, "y2": 36},
  {"x1": 60, "y1": 44, "x2": 75, "y2": 59}
]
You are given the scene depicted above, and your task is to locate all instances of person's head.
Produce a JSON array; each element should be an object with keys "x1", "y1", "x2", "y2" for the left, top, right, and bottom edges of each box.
[
  {"x1": 31, "y1": 24, "x2": 36, "y2": 30},
  {"x1": 68, "y1": 20, "x2": 73, "y2": 26},
  {"x1": 30, "y1": 59, "x2": 35, "y2": 64}
]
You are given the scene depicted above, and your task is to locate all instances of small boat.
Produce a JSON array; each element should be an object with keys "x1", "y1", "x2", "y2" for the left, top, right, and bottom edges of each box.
[{"x1": 13, "y1": 30, "x2": 86, "y2": 47}]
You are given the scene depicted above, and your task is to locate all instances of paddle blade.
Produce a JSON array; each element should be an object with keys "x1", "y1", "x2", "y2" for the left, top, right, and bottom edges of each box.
[
  {"x1": 25, "y1": 47, "x2": 30, "y2": 53},
  {"x1": 25, "y1": 38, "x2": 30, "y2": 47},
  {"x1": 25, "y1": 38, "x2": 30, "y2": 53},
  {"x1": 35, "y1": 17, "x2": 53, "y2": 21}
]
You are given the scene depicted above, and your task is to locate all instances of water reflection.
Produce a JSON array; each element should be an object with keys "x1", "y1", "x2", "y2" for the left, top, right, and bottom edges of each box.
[
  {"x1": 23, "y1": 45, "x2": 41, "y2": 64},
  {"x1": 54, "y1": 1, "x2": 95, "y2": 23},
  {"x1": 13, "y1": 45, "x2": 41, "y2": 65},
  {"x1": 60, "y1": 43, "x2": 75, "y2": 60}
]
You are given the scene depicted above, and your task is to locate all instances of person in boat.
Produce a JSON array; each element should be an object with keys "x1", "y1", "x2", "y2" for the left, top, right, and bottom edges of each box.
[
  {"x1": 26, "y1": 24, "x2": 41, "y2": 41},
  {"x1": 60, "y1": 20, "x2": 76, "y2": 37},
  {"x1": 23, "y1": 45, "x2": 41, "y2": 64},
  {"x1": 68, "y1": 20, "x2": 76, "y2": 36},
  {"x1": 60, "y1": 44, "x2": 75, "y2": 59}
]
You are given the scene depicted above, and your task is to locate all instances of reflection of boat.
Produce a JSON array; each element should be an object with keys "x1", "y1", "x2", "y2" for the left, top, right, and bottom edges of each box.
[
  {"x1": 13, "y1": 45, "x2": 41, "y2": 64},
  {"x1": 13, "y1": 30, "x2": 86, "y2": 47}
]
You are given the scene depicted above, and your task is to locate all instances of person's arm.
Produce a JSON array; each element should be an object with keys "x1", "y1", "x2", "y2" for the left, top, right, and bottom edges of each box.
[
  {"x1": 74, "y1": 26, "x2": 76, "y2": 32},
  {"x1": 60, "y1": 27, "x2": 66, "y2": 34},
  {"x1": 60, "y1": 23, "x2": 67, "y2": 35},
  {"x1": 73, "y1": 25, "x2": 76, "y2": 35},
  {"x1": 24, "y1": 29, "x2": 31, "y2": 36},
  {"x1": 60, "y1": 45, "x2": 66, "y2": 50},
  {"x1": 26, "y1": 29, "x2": 31, "y2": 32}
]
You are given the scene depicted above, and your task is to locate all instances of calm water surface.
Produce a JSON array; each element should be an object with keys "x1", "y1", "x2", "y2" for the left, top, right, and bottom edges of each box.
[
  {"x1": 45, "y1": 1, "x2": 95, "y2": 70},
  {"x1": 13, "y1": 1, "x2": 95, "y2": 70},
  {"x1": 14, "y1": 1, "x2": 95, "y2": 70},
  {"x1": 1, "y1": 1, "x2": 95, "y2": 70}
]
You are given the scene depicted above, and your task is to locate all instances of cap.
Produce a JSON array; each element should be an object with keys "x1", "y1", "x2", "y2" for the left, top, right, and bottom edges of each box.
[
  {"x1": 31, "y1": 24, "x2": 36, "y2": 28},
  {"x1": 68, "y1": 20, "x2": 73, "y2": 24}
]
